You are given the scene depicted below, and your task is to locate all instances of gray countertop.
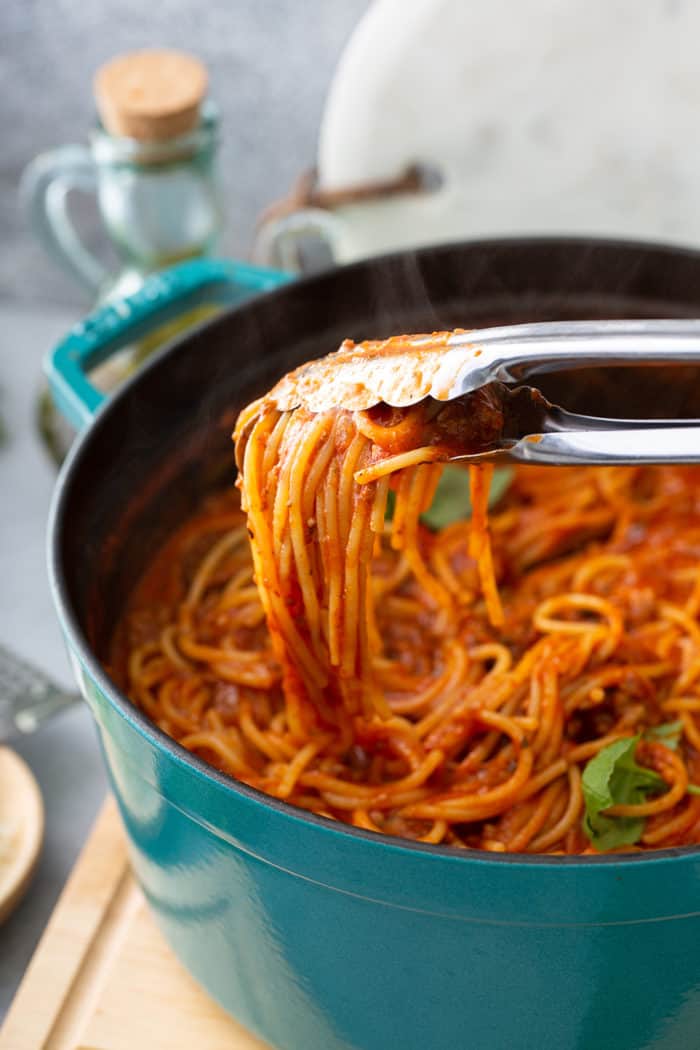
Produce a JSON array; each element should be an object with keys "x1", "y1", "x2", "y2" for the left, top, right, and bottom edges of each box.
[{"x1": 0, "y1": 304, "x2": 107, "y2": 1020}]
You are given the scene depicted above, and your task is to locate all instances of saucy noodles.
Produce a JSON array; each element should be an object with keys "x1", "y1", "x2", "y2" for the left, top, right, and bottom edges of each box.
[{"x1": 114, "y1": 345, "x2": 700, "y2": 854}]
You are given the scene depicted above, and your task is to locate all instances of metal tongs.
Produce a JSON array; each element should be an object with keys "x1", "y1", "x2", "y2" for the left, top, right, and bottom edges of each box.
[{"x1": 269, "y1": 320, "x2": 700, "y2": 465}]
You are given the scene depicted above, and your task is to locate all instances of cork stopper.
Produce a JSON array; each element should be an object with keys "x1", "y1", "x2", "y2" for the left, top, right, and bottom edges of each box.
[{"x1": 94, "y1": 49, "x2": 208, "y2": 142}]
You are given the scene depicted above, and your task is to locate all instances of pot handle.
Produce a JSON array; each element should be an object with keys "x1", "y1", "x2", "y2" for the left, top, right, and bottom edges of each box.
[{"x1": 45, "y1": 258, "x2": 291, "y2": 431}]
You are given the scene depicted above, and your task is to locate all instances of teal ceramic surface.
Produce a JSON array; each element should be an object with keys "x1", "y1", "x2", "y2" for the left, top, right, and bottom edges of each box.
[{"x1": 47, "y1": 241, "x2": 700, "y2": 1050}]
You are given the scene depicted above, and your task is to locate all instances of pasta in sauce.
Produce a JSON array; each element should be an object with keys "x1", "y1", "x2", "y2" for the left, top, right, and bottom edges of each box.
[{"x1": 113, "y1": 341, "x2": 700, "y2": 854}]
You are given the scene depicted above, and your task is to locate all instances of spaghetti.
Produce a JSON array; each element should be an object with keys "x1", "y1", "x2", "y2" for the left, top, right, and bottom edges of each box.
[{"x1": 113, "y1": 348, "x2": 700, "y2": 854}]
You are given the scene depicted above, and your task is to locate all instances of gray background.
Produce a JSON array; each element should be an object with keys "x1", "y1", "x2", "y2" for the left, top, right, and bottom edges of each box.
[{"x1": 1, "y1": 0, "x2": 369, "y2": 308}]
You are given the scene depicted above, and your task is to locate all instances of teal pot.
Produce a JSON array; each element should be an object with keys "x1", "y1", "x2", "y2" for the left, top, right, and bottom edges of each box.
[{"x1": 47, "y1": 241, "x2": 700, "y2": 1050}]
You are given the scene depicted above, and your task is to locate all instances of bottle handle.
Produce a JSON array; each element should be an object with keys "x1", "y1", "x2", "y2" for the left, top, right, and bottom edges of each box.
[
  {"x1": 253, "y1": 207, "x2": 346, "y2": 272},
  {"x1": 20, "y1": 145, "x2": 109, "y2": 296}
]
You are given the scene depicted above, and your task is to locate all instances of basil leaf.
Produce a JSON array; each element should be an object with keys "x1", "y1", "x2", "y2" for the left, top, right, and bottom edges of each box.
[
  {"x1": 420, "y1": 464, "x2": 472, "y2": 530},
  {"x1": 582, "y1": 735, "x2": 666, "y2": 852},
  {"x1": 419, "y1": 464, "x2": 513, "y2": 531},
  {"x1": 644, "y1": 721, "x2": 683, "y2": 751},
  {"x1": 687, "y1": 785, "x2": 700, "y2": 796}
]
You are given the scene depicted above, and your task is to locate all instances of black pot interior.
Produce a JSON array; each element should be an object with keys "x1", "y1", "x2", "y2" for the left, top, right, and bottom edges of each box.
[{"x1": 57, "y1": 237, "x2": 700, "y2": 661}]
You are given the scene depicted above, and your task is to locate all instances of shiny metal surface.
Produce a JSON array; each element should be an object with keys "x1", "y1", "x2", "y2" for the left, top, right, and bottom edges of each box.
[
  {"x1": 272, "y1": 319, "x2": 700, "y2": 465},
  {"x1": 0, "y1": 642, "x2": 79, "y2": 743},
  {"x1": 448, "y1": 319, "x2": 700, "y2": 390},
  {"x1": 510, "y1": 424, "x2": 700, "y2": 465}
]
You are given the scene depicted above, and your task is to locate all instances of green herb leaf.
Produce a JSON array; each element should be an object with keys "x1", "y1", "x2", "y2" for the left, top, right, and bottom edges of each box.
[
  {"x1": 644, "y1": 721, "x2": 683, "y2": 750},
  {"x1": 417, "y1": 464, "x2": 513, "y2": 531},
  {"x1": 687, "y1": 784, "x2": 700, "y2": 796},
  {"x1": 582, "y1": 736, "x2": 666, "y2": 852},
  {"x1": 419, "y1": 464, "x2": 472, "y2": 530}
]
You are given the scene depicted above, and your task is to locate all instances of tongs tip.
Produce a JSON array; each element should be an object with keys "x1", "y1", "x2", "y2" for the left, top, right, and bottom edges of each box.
[{"x1": 268, "y1": 330, "x2": 487, "y2": 413}]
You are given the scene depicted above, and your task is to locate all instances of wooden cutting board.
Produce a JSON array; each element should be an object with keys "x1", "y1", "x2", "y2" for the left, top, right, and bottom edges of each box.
[{"x1": 0, "y1": 799, "x2": 270, "y2": 1050}]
